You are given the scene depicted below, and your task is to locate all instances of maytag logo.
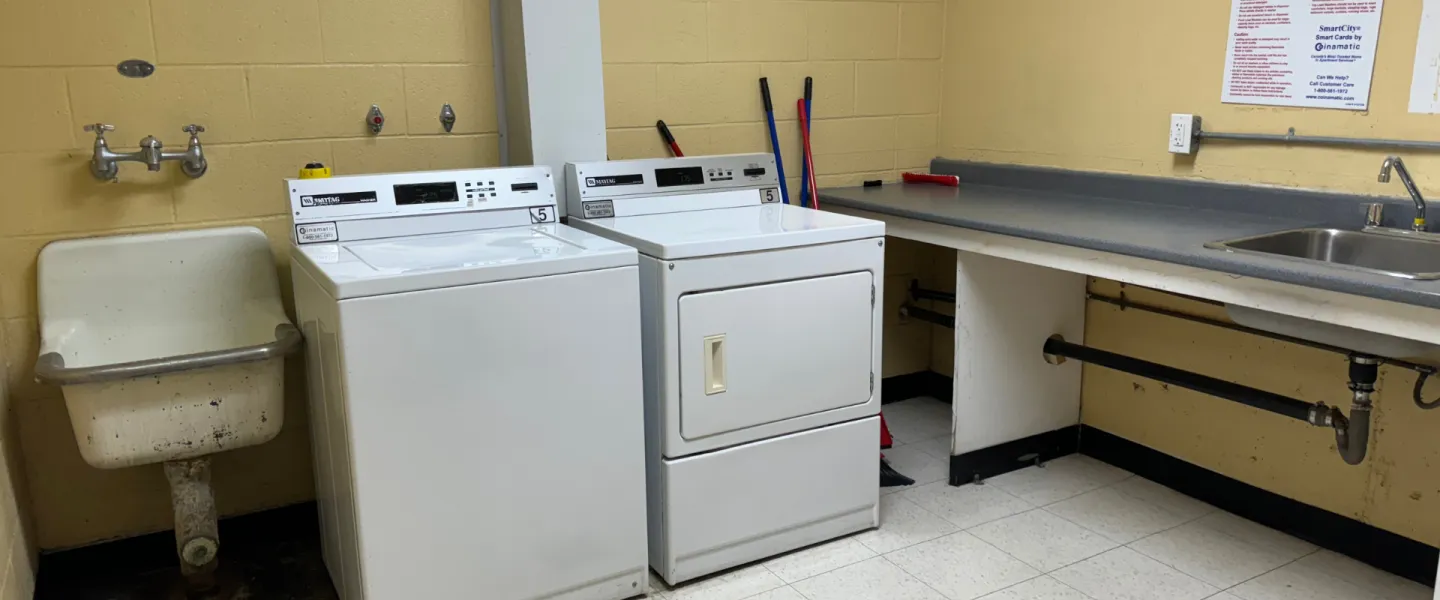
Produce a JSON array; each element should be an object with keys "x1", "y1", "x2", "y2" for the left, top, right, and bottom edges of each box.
[
  {"x1": 584, "y1": 174, "x2": 644, "y2": 188},
  {"x1": 299, "y1": 191, "x2": 378, "y2": 207}
]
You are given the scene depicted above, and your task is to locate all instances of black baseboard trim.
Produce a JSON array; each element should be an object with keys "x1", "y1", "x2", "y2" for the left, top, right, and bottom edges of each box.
[
  {"x1": 1080, "y1": 425, "x2": 1438, "y2": 586},
  {"x1": 36, "y1": 501, "x2": 319, "y2": 590},
  {"x1": 948, "y1": 425, "x2": 1080, "y2": 486},
  {"x1": 882, "y1": 371, "x2": 952, "y2": 404}
]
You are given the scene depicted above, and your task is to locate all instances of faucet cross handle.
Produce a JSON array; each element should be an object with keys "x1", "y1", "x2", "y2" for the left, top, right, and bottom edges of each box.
[
  {"x1": 83, "y1": 123, "x2": 115, "y2": 136},
  {"x1": 182, "y1": 124, "x2": 205, "y2": 136}
]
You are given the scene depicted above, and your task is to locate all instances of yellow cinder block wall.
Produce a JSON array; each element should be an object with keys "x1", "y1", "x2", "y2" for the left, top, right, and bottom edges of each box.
[
  {"x1": 599, "y1": 0, "x2": 948, "y2": 377},
  {"x1": 0, "y1": 315, "x2": 36, "y2": 600},
  {"x1": 0, "y1": 0, "x2": 500, "y2": 550},
  {"x1": 0, "y1": 0, "x2": 951, "y2": 554},
  {"x1": 941, "y1": 0, "x2": 1440, "y2": 545}
]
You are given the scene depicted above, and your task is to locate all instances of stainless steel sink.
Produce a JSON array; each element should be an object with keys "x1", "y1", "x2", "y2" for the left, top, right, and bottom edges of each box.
[{"x1": 1206, "y1": 228, "x2": 1440, "y2": 280}]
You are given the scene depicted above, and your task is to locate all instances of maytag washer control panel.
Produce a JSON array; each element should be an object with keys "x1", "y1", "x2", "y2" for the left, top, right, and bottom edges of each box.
[{"x1": 289, "y1": 167, "x2": 558, "y2": 245}]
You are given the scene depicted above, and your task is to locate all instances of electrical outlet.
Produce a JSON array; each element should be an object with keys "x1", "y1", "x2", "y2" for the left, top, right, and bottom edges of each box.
[{"x1": 1169, "y1": 114, "x2": 1200, "y2": 154}]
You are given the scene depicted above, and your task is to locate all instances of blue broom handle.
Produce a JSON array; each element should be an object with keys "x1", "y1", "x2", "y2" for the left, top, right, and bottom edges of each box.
[{"x1": 760, "y1": 78, "x2": 790, "y2": 205}]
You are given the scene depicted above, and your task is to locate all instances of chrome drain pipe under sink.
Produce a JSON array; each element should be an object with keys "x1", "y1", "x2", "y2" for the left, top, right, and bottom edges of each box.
[{"x1": 1042, "y1": 335, "x2": 1375, "y2": 465}]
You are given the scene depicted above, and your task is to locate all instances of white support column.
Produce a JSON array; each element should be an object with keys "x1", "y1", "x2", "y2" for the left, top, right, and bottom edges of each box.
[
  {"x1": 951, "y1": 251, "x2": 1086, "y2": 454},
  {"x1": 494, "y1": 0, "x2": 608, "y2": 218}
]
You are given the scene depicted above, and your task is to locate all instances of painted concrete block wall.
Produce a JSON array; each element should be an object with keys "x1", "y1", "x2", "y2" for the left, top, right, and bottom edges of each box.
[
  {"x1": 923, "y1": 247, "x2": 957, "y2": 375},
  {"x1": 882, "y1": 238, "x2": 936, "y2": 377},
  {"x1": 0, "y1": 0, "x2": 948, "y2": 552},
  {"x1": 0, "y1": 318, "x2": 35, "y2": 600},
  {"x1": 599, "y1": 0, "x2": 947, "y2": 377},
  {"x1": 940, "y1": 0, "x2": 1440, "y2": 545},
  {"x1": 0, "y1": 0, "x2": 501, "y2": 550}
]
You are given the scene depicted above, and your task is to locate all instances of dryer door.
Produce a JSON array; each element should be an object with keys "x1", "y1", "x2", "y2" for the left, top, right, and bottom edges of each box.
[{"x1": 678, "y1": 271, "x2": 874, "y2": 440}]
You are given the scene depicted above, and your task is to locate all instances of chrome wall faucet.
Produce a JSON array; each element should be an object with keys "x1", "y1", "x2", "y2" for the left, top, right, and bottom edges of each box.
[
  {"x1": 84, "y1": 124, "x2": 208, "y2": 181},
  {"x1": 1379, "y1": 155, "x2": 1426, "y2": 232}
]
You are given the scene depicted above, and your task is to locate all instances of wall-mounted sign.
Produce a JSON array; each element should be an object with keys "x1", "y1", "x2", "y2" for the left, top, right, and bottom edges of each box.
[{"x1": 1222, "y1": 0, "x2": 1385, "y2": 111}]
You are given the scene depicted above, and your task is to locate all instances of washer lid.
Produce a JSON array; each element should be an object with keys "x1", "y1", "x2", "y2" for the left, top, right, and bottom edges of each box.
[
  {"x1": 293, "y1": 223, "x2": 637, "y2": 299},
  {"x1": 570, "y1": 204, "x2": 884, "y2": 260}
]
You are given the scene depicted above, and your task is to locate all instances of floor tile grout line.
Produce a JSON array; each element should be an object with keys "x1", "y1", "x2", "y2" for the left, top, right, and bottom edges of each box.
[
  {"x1": 962, "y1": 505, "x2": 1088, "y2": 574},
  {"x1": 738, "y1": 582, "x2": 803, "y2": 600},
  {"x1": 1117, "y1": 502, "x2": 1215, "y2": 547},
  {"x1": 884, "y1": 464, "x2": 1369, "y2": 599},
  {"x1": 855, "y1": 519, "x2": 945, "y2": 557},
  {"x1": 887, "y1": 485, "x2": 950, "y2": 524},
  {"x1": 783, "y1": 583, "x2": 811, "y2": 600},
  {"x1": 1218, "y1": 547, "x2": 1322, "y2": 594},
  {"x1": 971, "y1": 573, "x2": 1046, "y2": 600},
  {"x1": 1033, "y1": 506, "x2": 1111, "y2": 541},
  {"x1": 962, "y1": 527, "x2": 1052, "y2": 581},
  {"x1": 888, "y1": 477, "x2": 1044, "y2": 538},
  {"x1": 883, "y1": 462, "x2": 1250, "y2": 593},
  {"x1": 980, "y1": 572, "x2": 1104, "y2": 600},
  {"x1": 1122, "y1": 511, "x2": 1321, "y2": 592},
  {"x1": 874, "y1": 527, "x2": 975, "y2": 559},
  {"x1": 880, "y1": 525, "x2": 1062, "y2": 594},
  {"x1": 975, "y1": 472, "x2": 1220, "y2": 575},
  {"x1": 877, "y1": 551, "x2": 956, "y2": 600},
  {"x1": 1035, "y1": 473, "x2": 1218, "y2": 547},
  {"x1": 993, "y1": 464, "x2": 1138, "y2": 510},
  {"x1": 758, "y1": 537, "x2": 877, "y2": 589}
]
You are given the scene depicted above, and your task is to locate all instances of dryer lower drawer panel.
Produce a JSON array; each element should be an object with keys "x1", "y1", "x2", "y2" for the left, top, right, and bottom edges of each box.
[
  {"x1": 661, "y1": 417, "x2": 878, "y2": 569},
  {"x1": 677, "y1": 271, "x2": 874, "y2": 440}
]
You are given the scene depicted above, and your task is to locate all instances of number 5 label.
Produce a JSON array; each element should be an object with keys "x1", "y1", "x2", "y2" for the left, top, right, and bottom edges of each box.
[
  {"x1": 529, "y1": 206, "x2": 556, "y2": 223},
  {"x1": 758, "y1": 187, "x2": 780, "y2": 204}
]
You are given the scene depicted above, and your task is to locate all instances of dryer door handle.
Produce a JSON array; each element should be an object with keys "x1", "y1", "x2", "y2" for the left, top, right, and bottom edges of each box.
[{"x1": 703, "y1": 334, "x2": 727, "y2": 395}]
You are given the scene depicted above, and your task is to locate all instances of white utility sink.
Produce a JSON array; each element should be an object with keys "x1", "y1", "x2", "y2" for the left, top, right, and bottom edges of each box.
[{"x1": 34, "y1": 226, "x2": 300, "y2": 469}]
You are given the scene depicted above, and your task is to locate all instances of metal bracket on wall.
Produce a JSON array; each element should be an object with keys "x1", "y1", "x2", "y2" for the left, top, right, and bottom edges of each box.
[
  {"x1": 899, "y1": 303, "x2": 954, "y2": 329},
  {"x1": 909, "y1": 280, "x2": 956, "y2": 304},
  {"x1": 116, "y1": 59, "x2": 154, "y2": 78},
  {"x1": 439, "y1": 104, "x2": 456, "y2": 133}
]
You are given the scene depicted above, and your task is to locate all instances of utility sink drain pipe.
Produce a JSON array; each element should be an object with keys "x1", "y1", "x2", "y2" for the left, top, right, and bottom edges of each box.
[
  {"x1": 164, "y1": 457, "x2": 219, "y2": 591},
  {"x1": 1042, "y1": 335, "x2": 1373, "y2": 465}
]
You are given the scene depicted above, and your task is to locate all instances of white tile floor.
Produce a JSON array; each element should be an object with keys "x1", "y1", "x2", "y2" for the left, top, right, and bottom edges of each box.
[{"x1": 645, "y1": 398, "x2": 1434, "y2": 600}]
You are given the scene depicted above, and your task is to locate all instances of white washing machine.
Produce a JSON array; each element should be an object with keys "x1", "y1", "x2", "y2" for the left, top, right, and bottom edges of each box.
[
  {"x1": 565, "y1": 154, "x2": 885, "y2": 584},
  {"x1": 288, "y1": 167, "x2": 650, "y2": 600}
]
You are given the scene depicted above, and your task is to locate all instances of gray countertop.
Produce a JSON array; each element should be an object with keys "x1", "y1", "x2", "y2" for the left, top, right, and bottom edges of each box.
[{"x1": 819, "y1": 175, "x2": 1440, "y2": 310}]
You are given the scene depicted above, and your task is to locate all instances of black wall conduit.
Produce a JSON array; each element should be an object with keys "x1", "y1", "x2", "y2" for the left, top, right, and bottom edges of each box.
[
  {"x1": 905, "y1": 280, "x2": 1433, "y2": 462},
  {"x1": 902, "y1": 280, "x2": 956, "y2": 329},
  {"x1": 1041, "y1": 335, "x2": 1373, "y2": 465},
  {"x1": 1042, "y1": 336, "x2": 1315, "y2": 421}
]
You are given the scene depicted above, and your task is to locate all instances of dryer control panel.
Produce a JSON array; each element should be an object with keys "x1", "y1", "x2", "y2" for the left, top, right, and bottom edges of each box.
[
  {"x1": 566, "y1": 154, "x2": 780, "y2": 219},
  {"x1": 287, "y1": 166, "x2": 557, "y2": 244}
]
